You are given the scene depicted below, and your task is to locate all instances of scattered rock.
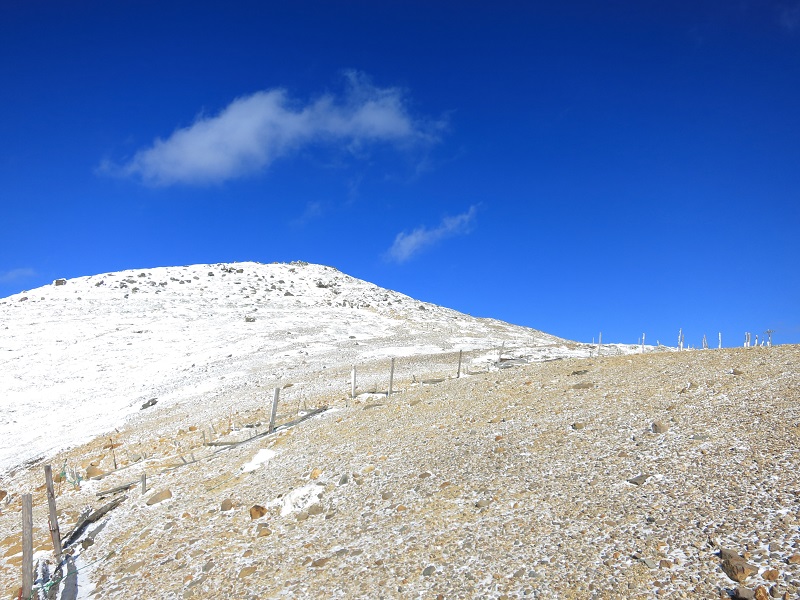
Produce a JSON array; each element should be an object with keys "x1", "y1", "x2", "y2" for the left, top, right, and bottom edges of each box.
[
  {"x1": 572, "y1": 422, "x2": 585, "y2": 430},
  {"x1": 733, "y1": 586, "x2": 756, "y2": 600},
  {"x1": 722, "y1": 558, "x2": 758, "y2": 583},
  {"x1": 146, "y1": 489, "x2": 173, "y2": 506},
  {"x1": 570, "y1": 370, "x2": 589, "y2": 376},
  {"x1": 475, "y1": 499, "x2": 491, "y2": 508},
  {"x1": 627, "y1": 474, "x2": 650, "y2": 486},
  {"x1": 729, "y1": 368, "x2": 744, "y2": 375},
  {"x1": 0, "y1": 490, "x2": 6, "y2": 502},
  {"x1": 422, "y1": 565, "x2": 436, "y2": 576},
  {"x1": 720, "y1": 548, "x2": 742, "y2": 561},
  {"x1": 256, "y1": 523, "x2": 272, "y2": 537},
  {"x1": 220, "y1": 499, "x2": 233, "y2": 512},
  {"x1": 642, "y1": 558, "x2": 658, "y2": 569},
  {"x1": 310, "y1": 467, "x2": 323, "y2": 480},
  {"x1": 338, "y1": 473, "x2": 349, "y2": 486},
  {"x1": 762, "y1": 569, "x2": 779, "y2": 581},
  {"x1": 244, "y1": 316, "x2": 256, "y2": 322},
  {"x1": 86, "y1": 465, "x2": 105, "y2": 479},
  {"x1": 141, "y1": 398, "x2": 158, "y2": 410},
  {"x1": 249, "y1": 505, "x2": 267, "y2": 520},
  {"x1": 238, "y1": 566, "x2": 256, "y2": 578},
  {"x1": 754, "y1": 587, "x2": 770, "y2": 600},
  {"x1": 787, "y1": 554, "x2": 800, "y2": 564},
  {"x1": 310, "y1": 557, "x2": 329, "y2": 568},
  {"x1": 570, "y1": 382, "x2": 594, "y2": 390},
  {"x1": 652, "y1": 421, "x2": 669, "y2": 434},
  {"x1": 308, "y1": 504, "x2": 324, "y2": 516},
  {"x1": 54, "y1": 279, "x2": 67, "y2": 286}
]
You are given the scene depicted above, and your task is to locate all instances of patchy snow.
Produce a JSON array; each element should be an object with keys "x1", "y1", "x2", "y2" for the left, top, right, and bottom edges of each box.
[
  {"x1": 241, "y1": 448, "x2": 276, "y2": 473},
  {"x1": 0, "y1": 260, "x2": 643, "y2": 477}
]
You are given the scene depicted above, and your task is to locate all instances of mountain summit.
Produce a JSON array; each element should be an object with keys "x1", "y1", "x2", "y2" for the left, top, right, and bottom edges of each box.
[{"x1": 0, "y1": 261, "x2": 578, "y2": 474}]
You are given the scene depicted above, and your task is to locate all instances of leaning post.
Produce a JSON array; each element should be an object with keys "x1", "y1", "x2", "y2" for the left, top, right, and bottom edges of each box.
[
  {"x1": 269, "y1": 387, "x2": 280, "y2": 434},
  {"x1": 44, "y1": 465, "x2": 62, "y2": 565}
]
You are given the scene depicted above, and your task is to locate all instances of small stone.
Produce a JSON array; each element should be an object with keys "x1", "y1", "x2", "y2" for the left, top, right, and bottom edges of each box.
[
  {"x1": 572, "y1": 422, "x2": 585, "y2": 430},
  {"x1": 762, "y1": 569, "x2": 780, "y2": 581},
  {"x1": 652, "y1": 421, "x2": 669, "y2": 434},
  {"x1": 220, "y1": 499, "x2": 233, "y2": 512},
  {"x1": 476, "y1": 499, "x2": 491, "y2": 508},
  {"x1": 202, "y1": 561, "x2": 214, "y2": 573},
  {"x1": 249, "y1": 505, "x2": 267, "y2": 520},
  {"x1": 722, "y1": 558, "x2": 758, "y2": 583},
  {"x1": 719, "y1": 548, "x2": 740, "y2": 560},
  {"x1": 238, "y1": 566, "x2": 256, "y2": 578},
  {"x1": 787, "y1": 554, "x2": 800, "y2": 564},
  {"x1": 146, "y1": 489, "x2": 172, "y2": 505},
  {"x1": 256, "y1": 523, "x2": 272, "y2": 537},
  {"x1": 659, "y1": 559, "x2": 673, "y2": 569},
  {"x1": 733, "y1": 587, "x2": 755, "y2": 600},
  {"x1": 642, "y1": 558, "x2": 658, "y2": 569},
  {"x1": 296, "y1": 511, "x2": 309, "y2": 521},
  {"x1": 310, "y1": 557, "x2": 329, "y2": 568},
  {"x1": 754, "y1": 587, "x2": 771, "y2": 600},
  {"x1": 338, "y1": 473, "x2": 350, "y2": 486},
  {"x1": 310, "y1": 468, "x2": 323, "y2": 480},
  {"x1": 86, "y1": 465, "x2": 105, "y2": 479},
  {"x1": 627, "y1": 474, "x2": 650, "y2": 486},
  {"x1": 382, "y1": 491, "x2": 393, "y2": 500},
  {"x1": 422, "y1": 565, "x2": 436, "y2": 576},
  {"x1": 244, "y1": 316, "x2": 256, "y2": 322},
  {"x1": 54, "y1": 279, "x2": 67, "y2": 286},
  {"x1": 308, "y1": 504, "x2": 324, "y2": 516}
]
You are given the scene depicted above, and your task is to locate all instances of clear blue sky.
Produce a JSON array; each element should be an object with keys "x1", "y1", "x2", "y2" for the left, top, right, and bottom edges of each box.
[{"x1": 1, "y1": 1, "x2": 798, "y2": 346}]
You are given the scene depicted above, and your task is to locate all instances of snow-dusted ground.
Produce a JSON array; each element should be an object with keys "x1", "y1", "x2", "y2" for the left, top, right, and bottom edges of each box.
[{"x1": 0, "y1": 261, "x2": 639, "y2": 477}]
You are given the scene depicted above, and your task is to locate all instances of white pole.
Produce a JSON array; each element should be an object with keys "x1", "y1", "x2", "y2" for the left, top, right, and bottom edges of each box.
[
  {"x1": 351, "y1": 365, "x2": 357, "y2": 399},
  {"x1": 388, "y1": 358, "x2": 395, "y2": 397}
]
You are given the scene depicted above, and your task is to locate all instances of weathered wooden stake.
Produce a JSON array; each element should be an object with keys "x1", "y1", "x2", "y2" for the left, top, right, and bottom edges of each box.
[
  {"x1": 719, "y1": 332, "x2": 722, "y2": 349},
  {"x1": 351, "y1": 365, "x2": 357, "y2": 399},
  {"x1": 44, "y1": 465, "x2": 62, "y2": 564},
  {"x1": 141, "y1": 473, "x2": 147, "y2": 495},
  {"x1": 268, "y1": 387, "x2": 280, "y2": 434},
  {"x1": 597, "y1": 332, "x2": 602, "y2": 356},
  {"x1": 22, "y1": 493, "x2": 33, "y2": 599},
  {"x1": 457, "y1": 350, "x2": 463, "y2": 378},
  {"x1": 641, "y1": 333, "x2": 645, "y2": 353},
  {"x1": 388, "y1": 358, "x2": 395, "y2": 397}
]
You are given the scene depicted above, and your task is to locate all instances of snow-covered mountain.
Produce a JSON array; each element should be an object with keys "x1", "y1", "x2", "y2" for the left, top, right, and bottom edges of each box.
[{"x1": 0, "y1": 261, "x2": 592, "y2": 475}]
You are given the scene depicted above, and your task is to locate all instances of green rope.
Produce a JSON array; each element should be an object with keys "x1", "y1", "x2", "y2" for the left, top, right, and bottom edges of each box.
[{"x1": 25, "y1": 554, "x2": 105, "y2": 599}]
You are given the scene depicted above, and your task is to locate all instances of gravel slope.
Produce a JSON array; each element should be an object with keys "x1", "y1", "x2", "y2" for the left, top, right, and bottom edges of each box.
[{"x1": 1, "y1": 344, "x2": 798, "y2": 599}]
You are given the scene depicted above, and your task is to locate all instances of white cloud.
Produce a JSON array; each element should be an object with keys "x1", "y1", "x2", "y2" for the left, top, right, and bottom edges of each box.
[
  {"x1": 0, "y1": 268, "x2": 36, "y2": 283},
  {"x1": 111, "y1": 71, "x2": 444, "y2": 186},
  {"x1": 386, "y1": 206, "x2": 478, "y2": 263}
]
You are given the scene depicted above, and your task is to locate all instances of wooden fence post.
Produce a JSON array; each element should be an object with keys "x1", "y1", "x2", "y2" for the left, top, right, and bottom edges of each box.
[
  {"x1": 44, "y1": 465, "x2": 62, "y2": 565},
  {"x1": 268, "y1": 388, "x2": 280, "y2": 434},
  {"x1": 141, "y1": 473, "x2": 147, "y2": 495},
  {"x1": 22, "y1": 493, "x2": 33, "y2": 599},
  {"x1": 351, "y1": 365, "x2": 357, "y2": 399},
  {"x1": 457, "y1": 350, "x2": 463, "y2": 378},
  {"x1": 388, "y1": 358, "x2": 395, "y2": 397}
]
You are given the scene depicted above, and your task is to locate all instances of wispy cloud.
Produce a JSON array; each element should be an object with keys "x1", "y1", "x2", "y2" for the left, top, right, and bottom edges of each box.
[
  {"x1": 290, "y1": 201, "x2": 325, "y2": 227},
  {"x1": 0, "y1": 267, "x2": 36, "y2": 283},
  {"x1": 386, "y1": 205, "x2": 478, "y2": 263},
  {"x1": 106, "y1": 71, "x2": 445, "y2": 186}
]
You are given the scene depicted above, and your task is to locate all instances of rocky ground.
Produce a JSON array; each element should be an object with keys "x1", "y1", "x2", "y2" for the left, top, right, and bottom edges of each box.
[{"x1": 1, "y1": 344, "x2": 799, "y2": 599}]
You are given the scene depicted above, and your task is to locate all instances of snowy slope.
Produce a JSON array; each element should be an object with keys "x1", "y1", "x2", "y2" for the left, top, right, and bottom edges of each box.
[{"x1": 0, "y1": 261, "x2": 592, "y2": 475}]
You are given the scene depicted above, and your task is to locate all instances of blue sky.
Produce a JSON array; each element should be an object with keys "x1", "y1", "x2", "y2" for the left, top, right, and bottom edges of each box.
[{"x1": 1, "y1": 1, "x2": 799, "y2": 346}]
